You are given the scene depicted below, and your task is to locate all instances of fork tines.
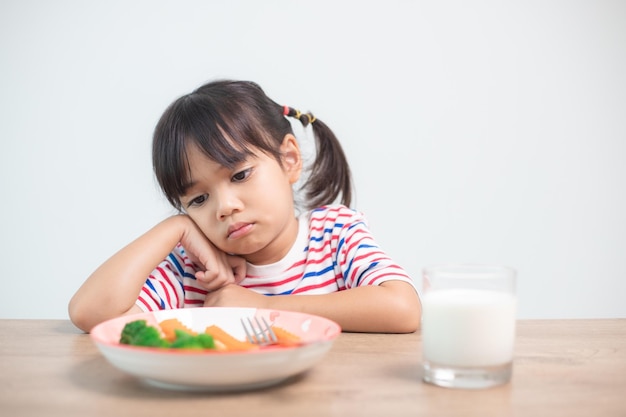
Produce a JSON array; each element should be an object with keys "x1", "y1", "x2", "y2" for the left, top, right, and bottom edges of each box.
[{"x1": 241, "y1": 317, "x2": 278, "y2": 345}]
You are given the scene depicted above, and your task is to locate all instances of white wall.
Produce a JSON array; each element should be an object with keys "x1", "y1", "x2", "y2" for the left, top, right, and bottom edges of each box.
[{"x1": 1, "y1": 0, "x2": 624, "y2": 320}]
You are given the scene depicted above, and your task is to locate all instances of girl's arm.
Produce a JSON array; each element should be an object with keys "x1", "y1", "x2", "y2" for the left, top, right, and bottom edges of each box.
[
  {"x1": 202, "y1": 207, "x2": 421, "y2": 333},
  {"x1": 272, "y1": 280, "x2": 422, "y2": 333},
  {"x1": 68, "y1": 215, "x2": 244, "y2": 332},
  {"x1": 203, "y1": 280, "x2": 421, "y2": 333}
]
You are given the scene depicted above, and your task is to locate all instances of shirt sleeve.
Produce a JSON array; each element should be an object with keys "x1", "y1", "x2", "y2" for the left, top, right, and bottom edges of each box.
[
  {"x1": 336, "y1": 208, "x2": 416, "y2": 290},
  {"x1": 135, "y1": 244, "x2": 198, "y2": 311}
]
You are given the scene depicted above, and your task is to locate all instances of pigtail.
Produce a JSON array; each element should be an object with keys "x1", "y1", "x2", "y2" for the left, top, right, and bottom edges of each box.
[
  {"x1": 153, "y1": 79, "x2": 353, "y2": 212},
  {"x1": 283, "y1": 106, "x2": 353, "y2": 210}
]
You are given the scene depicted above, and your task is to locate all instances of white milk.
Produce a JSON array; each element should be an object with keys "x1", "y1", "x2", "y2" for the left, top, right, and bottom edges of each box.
[{"x1": 422, "y1": 288, "x2": 516, "y2": 367}]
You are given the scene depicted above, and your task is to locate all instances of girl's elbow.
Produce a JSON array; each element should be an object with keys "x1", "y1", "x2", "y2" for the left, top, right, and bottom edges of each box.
[
  {"x1": 68, "y1": 297, "x2": 93, "y2": 333},
  {"x1": 394, "y1": 291, "x2": 422, "y2": 333},
  {"x1": 396, "y1": 303, "x2": 422, "y2": 333},
  {"x1": 383, "y1": 282, "x2": 422, "y2": 333}
]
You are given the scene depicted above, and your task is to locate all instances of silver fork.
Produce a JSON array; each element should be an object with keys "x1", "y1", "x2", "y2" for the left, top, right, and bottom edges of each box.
[{"x1": 240, "y1": 317, "x2": 278, "y2": 345}]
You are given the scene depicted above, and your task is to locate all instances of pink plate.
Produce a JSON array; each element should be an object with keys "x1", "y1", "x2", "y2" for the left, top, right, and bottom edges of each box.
[{"x1": 90, "y1": 307, "x2": 341, "y2": 391}]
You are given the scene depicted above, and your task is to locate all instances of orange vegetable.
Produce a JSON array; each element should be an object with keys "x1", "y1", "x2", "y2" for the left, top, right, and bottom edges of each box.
[
  {"x1": 204, "y1": 325, "x2": 258, "y2": 351},
  {"x1": 271, "y1": 326, "x2": 301, "y2": 346},
  {"x1": 157, "y1": 319, "x2": 301, "y2": 351},
  {"x1": 159, "y1": 318, "x2": 197, "y2": 343}
]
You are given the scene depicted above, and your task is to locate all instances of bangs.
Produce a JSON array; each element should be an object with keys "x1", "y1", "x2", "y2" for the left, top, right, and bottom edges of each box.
[
  {"x1": 185, "y1": 104, "x2": 256, "y2": 168},
  {"x1": 153, "y1": 91, "x2": 280, "y2": 210}
]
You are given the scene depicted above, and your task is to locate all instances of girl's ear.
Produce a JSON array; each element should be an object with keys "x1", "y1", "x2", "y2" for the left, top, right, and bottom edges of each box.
[{"x1": 280, "y1": 134, "x2": 302, "y2": 184}]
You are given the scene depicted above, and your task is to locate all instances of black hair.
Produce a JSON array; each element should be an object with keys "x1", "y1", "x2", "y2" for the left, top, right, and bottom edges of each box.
[{"x1": 152, "y1": 80, "x2": 352, "y2": 211}]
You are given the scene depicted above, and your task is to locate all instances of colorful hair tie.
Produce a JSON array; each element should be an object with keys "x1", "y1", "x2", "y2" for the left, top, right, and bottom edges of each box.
[{"x1": 282, "y1": 106, "x2": 315, "y2": 125}]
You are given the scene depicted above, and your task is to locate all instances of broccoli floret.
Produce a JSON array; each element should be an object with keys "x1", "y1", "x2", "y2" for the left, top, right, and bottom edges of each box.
[
  {"x1": 170, "y1": 329, "x2": 216, "y2": 350},
  {"x1": 120, "y1": 320, "x2": 170, "y2": 348},
  {"x1": 119, "y1": 319, "x2": 217, "y2": 350}
]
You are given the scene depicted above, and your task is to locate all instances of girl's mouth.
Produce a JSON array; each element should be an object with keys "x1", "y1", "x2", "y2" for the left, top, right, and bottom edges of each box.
[{"x1": 227, "y1": 222, "x2": 254, "y2": 239}]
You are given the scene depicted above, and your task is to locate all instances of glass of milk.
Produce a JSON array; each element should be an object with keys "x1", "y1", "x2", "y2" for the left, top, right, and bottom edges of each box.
[{"x1": 421, "y1": 264, "x2": 517, "y2": 389}]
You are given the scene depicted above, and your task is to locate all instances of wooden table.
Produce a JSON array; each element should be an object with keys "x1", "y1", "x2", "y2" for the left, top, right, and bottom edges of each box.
[{"x1": 1, "y1": 319, "x2": 624, "y2": 417}]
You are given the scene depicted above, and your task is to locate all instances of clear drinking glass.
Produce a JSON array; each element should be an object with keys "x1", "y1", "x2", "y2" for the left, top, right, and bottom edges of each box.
[{"x1": 421, "y1": 264, "x2": 517, "y2": 389}]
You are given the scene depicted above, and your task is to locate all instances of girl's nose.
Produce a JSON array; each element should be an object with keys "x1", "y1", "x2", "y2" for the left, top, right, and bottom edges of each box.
[{"x1": 215, "y1": 189, "x2": 243, "y2": 220}]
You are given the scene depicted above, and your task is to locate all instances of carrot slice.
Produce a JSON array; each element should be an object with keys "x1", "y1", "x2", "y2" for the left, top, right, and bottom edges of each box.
[
  {"x1": 271, "y1": 326, "x2": 301, "y2": 346},
  {"x1": 204, "y1": 325, "x2": 258, "y2": 351},
  {"x1": 159, "y1": 318, "x2": 196, "y2": 343}
]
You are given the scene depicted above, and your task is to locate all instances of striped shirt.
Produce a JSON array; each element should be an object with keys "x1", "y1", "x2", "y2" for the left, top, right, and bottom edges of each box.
[{"x1": 136, "y1": 205, "x2": 415, "y2": 311}]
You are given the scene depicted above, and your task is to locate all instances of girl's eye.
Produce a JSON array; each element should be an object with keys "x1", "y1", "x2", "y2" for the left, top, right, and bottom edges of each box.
[
  {"x1": 232, "y1": 168, "x2": 251, "y2": 182},
  {"x1": 188, "y1": 194, "x2": 208, "y2": 208}
]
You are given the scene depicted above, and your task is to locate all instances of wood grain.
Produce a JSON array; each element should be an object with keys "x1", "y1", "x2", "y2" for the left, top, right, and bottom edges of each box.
[{"x1": 1, "y1": 319, "x2": 624, "y2": 417}]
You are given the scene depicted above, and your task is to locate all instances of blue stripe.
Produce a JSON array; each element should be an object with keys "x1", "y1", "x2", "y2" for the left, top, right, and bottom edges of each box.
[
  {"x1": 336, "y1": 221, "x2": 365, "y2": 254},
  {"x1": 270, "y1": 265, "x2": 336, "y2": 295},
  {"x1": 168, "y1": 253, "x2": 184, "y2": 274},
  {"x1": 348, "y1": 221, "x2": 366, "y2": 231},
  {"x1": 168, "y1": 253, "x2": 196, "y2": 280},
  {"x1": 168, "y1": 253, "x2": 196, "y2": 281},
  {"x1": 303, "y1": 264, "x2": 335, "y2": 279},
  {"x1": 309, "y1": 227, "x2": 337, "y2": 242},
  {"x1": 354, "y1": 261, "x2": 379, "y2": 286},
  {"x1": 343, "y1": 242, "x2": 378, "y2": 280},
  {"x1": 145, "y1": 279, "x2": 166, "y2": 309},
  {"x1": 337, "y1": 236, "x2": 345, "y2": 254}
]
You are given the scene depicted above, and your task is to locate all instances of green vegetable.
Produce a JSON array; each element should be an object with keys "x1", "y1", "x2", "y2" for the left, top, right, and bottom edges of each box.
[
  {"x1": 119, "y1": 320, "x2": 216, "y2": 350},
  {"x1": 120, "y1": 320, "x2": 170, "y2": 348},
  {"x1": 170, "y1": 329, "x2": 215, "y2": 350}
]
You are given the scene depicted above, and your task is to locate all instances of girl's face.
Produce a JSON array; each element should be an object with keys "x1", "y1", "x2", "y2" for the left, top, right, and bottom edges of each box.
[{"x1": 180, "y1": 135, "x2": 302, "y2": 265}]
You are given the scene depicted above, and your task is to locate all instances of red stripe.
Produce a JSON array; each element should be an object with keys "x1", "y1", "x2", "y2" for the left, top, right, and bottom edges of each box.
[
  {"x1": 184, "y1": 285, "x2": 208, "y2": 295},
  {"x1": 174, "y1": 243, "x2": 196, "y2": 270},
  {"x1": 348, "y1": 254, "x2": 389, "y2": 284},
  {"x1": 309, "y1": 207, "x2": 350, "y2": 227},
  {"x1": 246, "y1": 259, "x2": 306, "y2": 280},
  {"x1": 309, "y1": 224, "x2": 326, "y2": 233},
  {"x1": 244, "y1": 272, "x2": 303, "y2": 289},
  {"x1": 362, "y1": 270, "x2": 410, "y2": 286},
  {"x1": 311, "y1": 205, "x2": 342, "y2": 219},
  {"x1": 286, "y1": 258, "x2": 306, "y2": 271},
  {"x1": 307, "y1": 245, "x2": 327, "y2": 255},
  {"x1": 140, "y1": 286, "x2": 162, "y2": 310},
  {"x1": 292, "y1": 275, "x2": 339, "y2": 294},
  {"x1": 302, "y1": 251, "x2": 333, "y2": 265},
  {"x1": 343, "y1": 231, "x2": 370, "y2": 252},
  {"x1": 155, "y1": 267, "x2": 175, "y2": 308},
  {"x1": 137, "y1": 295, "x2": 153, "y2": 311}
]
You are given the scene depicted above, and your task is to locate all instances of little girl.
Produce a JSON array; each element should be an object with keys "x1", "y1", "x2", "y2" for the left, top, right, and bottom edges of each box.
[{"x1": 69, "y1": 80, "x2": 421, "y2": 333}]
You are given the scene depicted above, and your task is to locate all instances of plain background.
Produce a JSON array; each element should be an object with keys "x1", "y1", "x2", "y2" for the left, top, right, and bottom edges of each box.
[{"x1": 1, "y1": 0, "x2": 625, "y2": 320}]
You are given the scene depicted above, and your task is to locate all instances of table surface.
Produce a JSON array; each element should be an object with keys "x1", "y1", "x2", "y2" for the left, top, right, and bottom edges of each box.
[{"x1": 1, "y1": 319, "x2": 625, "y2": 417}]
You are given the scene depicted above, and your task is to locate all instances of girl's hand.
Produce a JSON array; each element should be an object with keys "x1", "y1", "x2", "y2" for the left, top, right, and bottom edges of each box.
[
  {"x1": 194, "y1": 252, "x2": 247, "y2": 291},
  {"x1": 178, "y1": 216, "x2": 247, "y2": 291},
  {"x1": 203, "y1": 284, "x2": 269, "y2": 308}
]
